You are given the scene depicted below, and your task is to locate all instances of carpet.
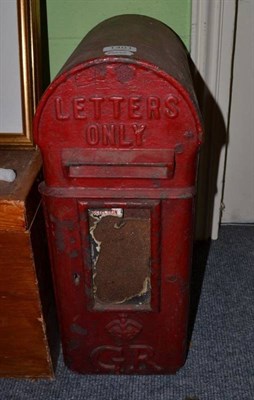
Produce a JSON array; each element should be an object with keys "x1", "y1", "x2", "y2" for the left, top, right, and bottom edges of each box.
[{"x1": 0, "y1": 225, "x2": 253, "y2": 400}]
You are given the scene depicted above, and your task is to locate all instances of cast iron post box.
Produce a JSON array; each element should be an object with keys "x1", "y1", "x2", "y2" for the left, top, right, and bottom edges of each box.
[{"x1": 34, "y1": 15, "x2": 203, "y2": 375}]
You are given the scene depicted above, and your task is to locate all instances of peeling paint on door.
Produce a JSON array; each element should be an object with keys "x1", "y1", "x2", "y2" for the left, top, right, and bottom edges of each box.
[{"x1": 88, "y1": 208, "x2": 151, "y2": 307}]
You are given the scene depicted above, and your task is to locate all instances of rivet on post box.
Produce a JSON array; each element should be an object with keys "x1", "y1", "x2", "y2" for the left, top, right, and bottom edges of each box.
[{"x1": 34, "y1": 15, "x2": 203, "y2": 375}]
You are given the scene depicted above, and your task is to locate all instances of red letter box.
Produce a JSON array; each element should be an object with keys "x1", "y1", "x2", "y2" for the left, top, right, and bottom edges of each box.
[{"x1": 34, "y1": 15, "x2": 203, "y2": 374}]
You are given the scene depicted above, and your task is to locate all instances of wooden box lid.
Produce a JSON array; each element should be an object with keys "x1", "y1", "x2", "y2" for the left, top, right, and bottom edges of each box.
[{"x1": 0, "y1": 150, "x2": 42, "y2": 232}]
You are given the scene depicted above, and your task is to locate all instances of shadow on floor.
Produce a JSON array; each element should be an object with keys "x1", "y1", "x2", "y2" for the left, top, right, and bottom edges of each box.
[{"x1": 187, "y1": 240, "x2": 211, "y2": 348}]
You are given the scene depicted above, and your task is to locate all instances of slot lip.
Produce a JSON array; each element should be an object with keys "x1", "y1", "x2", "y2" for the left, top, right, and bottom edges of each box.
[
  {"x1": 62, "y1": 148, "x2": 175, "y2": 179},
  {"x1": 68, "y1": 164, "x2": 173, "y2": 179},
  {"x1": 62, "y1": 148, "x2": 175, "y2": 164},
  {"x1": 66, "y1": 162, "x2": 168, "y2": 167}
]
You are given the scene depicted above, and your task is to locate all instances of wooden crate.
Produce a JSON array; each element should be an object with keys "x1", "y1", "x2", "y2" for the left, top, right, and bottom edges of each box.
[{"x1": 0, "y1": 150, "x2": 58, "y2": 378}]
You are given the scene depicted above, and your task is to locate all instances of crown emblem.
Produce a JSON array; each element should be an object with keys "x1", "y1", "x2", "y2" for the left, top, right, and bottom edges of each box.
[{"x1": 106, "y1": 314, "x2": 142, "y2": 341}]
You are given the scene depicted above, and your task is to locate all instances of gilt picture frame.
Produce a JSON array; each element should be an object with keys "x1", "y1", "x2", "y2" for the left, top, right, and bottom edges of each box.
[{"x1": 0, "y1": 0, "x2": 41, "y2": 147}]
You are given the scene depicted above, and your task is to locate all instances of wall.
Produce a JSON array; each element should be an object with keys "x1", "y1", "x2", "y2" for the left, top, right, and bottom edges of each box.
[
  {"x1": 190, "y1": 0, "x2": 237, "y2": 239},
  {"x1": 0, "y1": 0, "x2": 22, "y2": 133},
  {"x1": 222, "y1": 0, "x2": 254, "y2": 223},
  {"x1": 46, "y1": 0, "x2": 191, "y2": 79}
]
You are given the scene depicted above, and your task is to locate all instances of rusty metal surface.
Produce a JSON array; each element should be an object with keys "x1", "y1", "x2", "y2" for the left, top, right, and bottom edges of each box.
[
  {"x1": 89, "y1": 209, "x2": 151, "y2": 306},
  {"x1": 34, "y1": 15, "x2": 203, "y2": 374}
]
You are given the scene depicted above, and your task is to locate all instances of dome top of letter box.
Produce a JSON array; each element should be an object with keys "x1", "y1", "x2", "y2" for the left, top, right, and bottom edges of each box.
[{"x1": 34, "y1": 14, "x2": 203, "y2": 190}]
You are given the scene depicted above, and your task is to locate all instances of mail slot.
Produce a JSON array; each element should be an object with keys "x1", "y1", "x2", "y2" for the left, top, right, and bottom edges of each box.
[{"x1": 34, "y1": 15, "x2": 203, "y2": 375}]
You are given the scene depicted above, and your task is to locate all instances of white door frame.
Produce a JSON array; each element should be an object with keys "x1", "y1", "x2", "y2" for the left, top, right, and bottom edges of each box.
[{"x1": 191, "y1": 0, "x2": 236, "y2": 239}]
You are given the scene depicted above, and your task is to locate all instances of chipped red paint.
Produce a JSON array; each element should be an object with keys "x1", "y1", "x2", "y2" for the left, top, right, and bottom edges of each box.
[{"x1": 34, "y1": 15, "x2": 203, "y2": 374}]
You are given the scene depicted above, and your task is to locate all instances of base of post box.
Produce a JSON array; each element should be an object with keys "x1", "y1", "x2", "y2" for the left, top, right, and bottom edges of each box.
[{"x1": 41, "y1": 188, "x2": 194, "y2": 375}]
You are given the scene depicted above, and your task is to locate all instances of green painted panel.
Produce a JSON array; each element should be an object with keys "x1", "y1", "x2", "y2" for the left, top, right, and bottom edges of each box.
[{"x1": 47, "y1": 0, "x2": 191, "y2": 79}]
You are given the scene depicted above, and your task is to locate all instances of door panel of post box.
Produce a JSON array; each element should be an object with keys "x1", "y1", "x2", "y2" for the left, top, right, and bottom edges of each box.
[
  {"x1": 42, "y1": 194, "x2": 193, "y2": 374},
  {"x1": 88, "y1": 208, "x2": 151, "y2": 307},
  {"x1": 78, "y1": 200, "x2": 161, "y2": 312}
]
